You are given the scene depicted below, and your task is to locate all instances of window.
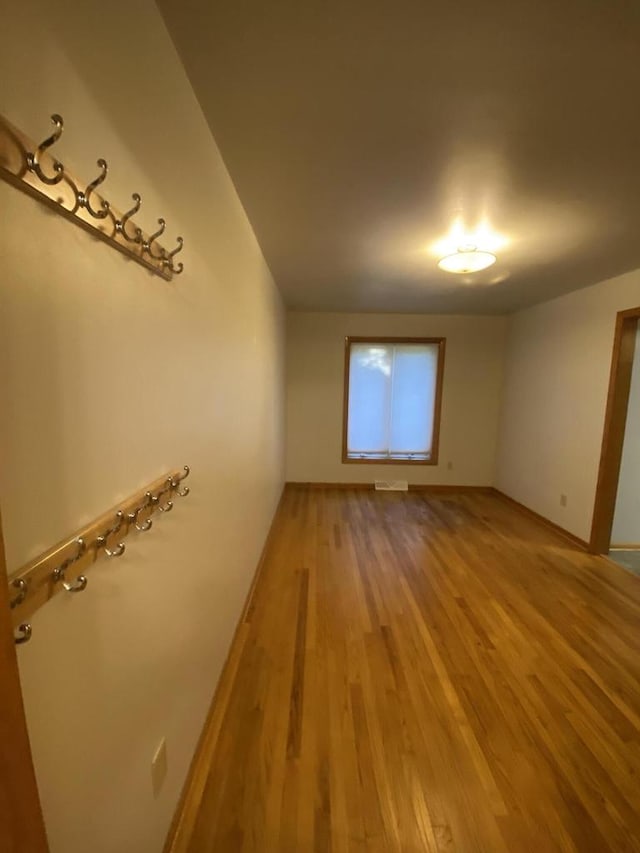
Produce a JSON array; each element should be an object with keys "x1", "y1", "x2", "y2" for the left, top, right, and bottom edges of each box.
[{"x1": 342, "y1": 337, "x2": 445, "y2": 465}]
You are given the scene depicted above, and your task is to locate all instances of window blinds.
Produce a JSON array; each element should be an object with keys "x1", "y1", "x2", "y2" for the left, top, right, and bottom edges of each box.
[{"x1": 347, "y1": 342, "x2": 439, "y2": 459}]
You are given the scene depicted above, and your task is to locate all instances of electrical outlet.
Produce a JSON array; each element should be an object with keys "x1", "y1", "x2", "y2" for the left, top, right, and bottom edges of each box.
[
  {"x1": 560, "y1": 494, "x2": 568, "y2": 507},
  {"x1": 151, "y1": 737, "x2": 167, "y2": 797}
]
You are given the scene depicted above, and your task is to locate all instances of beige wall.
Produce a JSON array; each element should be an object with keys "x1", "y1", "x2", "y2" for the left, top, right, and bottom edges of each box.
[
  {"x1": 286, "y1": 312, "x2": 507, "y2": 485},
  {"x1": 0, "y1": 3, "x2": 284, "y2": 853},
  {"x1": 496, "y1": 269, "x2": 640, "y2": 543},
  {"x1": 611, "y1": 326, "x2": 640, "y2": 545}
]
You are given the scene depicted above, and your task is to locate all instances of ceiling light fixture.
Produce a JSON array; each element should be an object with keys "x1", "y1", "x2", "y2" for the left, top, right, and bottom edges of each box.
[{"x1": 438, "y1": 246, "x2": 497, "y2": 274}]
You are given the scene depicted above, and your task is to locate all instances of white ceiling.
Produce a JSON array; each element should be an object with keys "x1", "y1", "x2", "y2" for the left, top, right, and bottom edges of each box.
[{"x1": 158, "y1": 0, "x2": 640, "y2": 314}]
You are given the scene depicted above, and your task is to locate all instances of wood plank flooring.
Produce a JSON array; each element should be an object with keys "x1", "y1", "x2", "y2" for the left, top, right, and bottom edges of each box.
[{"x1": 177, "y1": 487, "x2": 640, "y2": 852}]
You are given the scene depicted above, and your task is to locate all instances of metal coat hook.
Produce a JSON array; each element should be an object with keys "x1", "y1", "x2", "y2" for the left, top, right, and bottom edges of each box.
[
  {"x1": 171, "y1": 478, "x2": 189, "y2": 498},
  {"x1": 53, "y1": 538, "x2": 88, "y2": 592},
  {"x1": 97, "y1": 511, "x2": 126, "y2": 557},
  {"x1": 164, "y1": 236, "x2": 184, "y2": 275},
  {"x1": 26, "y1": 113, "x2": 64, "y2": 185},
  {"x1": 145, "y1": 218, "x2": 166, "y2": 260},
  {"x1": 97, "y1": 536, "x2": 125, "y2": 557},
  {"x1": 128, "y1": 506, "x2": 153, "y2": 532},
  {"x1": 9, "y1": 578, "x2": 27, "y2": 609},
  {"x1": 175, "y1": 465, "x2": 190, "y2": 496},
  {"x1": 159, "y1": 500, "x2": 173, "y2": 513},
  {"x1": 80, "y1": 158, "x2": 110, "y2": 219},
  {"x1": 63, "y1": 574, "x2": 88, "y2": 593},
  {"x1": 14, "y1": 624, "x2": 33, "y2": 645},
  {"x1": 117, "y1": 193, "x2": 143, "y2": 244}
]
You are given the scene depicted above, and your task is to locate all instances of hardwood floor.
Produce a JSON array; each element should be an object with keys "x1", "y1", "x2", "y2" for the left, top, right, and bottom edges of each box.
[{"x1": 176, "y1": 487, "x2": 640, "y2": 852}]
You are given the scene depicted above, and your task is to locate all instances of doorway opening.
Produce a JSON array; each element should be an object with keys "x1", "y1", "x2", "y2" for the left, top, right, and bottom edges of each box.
[{"x1": 590, "y1": 307, "x2": 640, "y2": 568}]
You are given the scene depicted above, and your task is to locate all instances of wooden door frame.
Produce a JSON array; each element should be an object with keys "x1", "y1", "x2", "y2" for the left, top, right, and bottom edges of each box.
[
  {"x1": 590, "y1": 307, "x2": 640, "y2": 554},
  {"x1": 0, "y1": 506, "x2": 49, "y2": 852}
]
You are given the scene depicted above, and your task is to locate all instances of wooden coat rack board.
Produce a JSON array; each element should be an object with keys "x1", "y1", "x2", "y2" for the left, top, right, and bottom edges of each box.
[
  {"x1": 0, "y1": 113, "x2": 184, "y2": 280},
  {"x1": 7, "y1": 466, "x2": 190, "y2": 644}
]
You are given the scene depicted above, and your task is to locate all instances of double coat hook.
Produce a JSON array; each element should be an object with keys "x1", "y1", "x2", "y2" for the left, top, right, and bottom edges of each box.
[
  {"x1": 173, "y1": 465, "x2": 190, "y2": 497},
  {"x1": 53, "y1": 538, "x2": 88, "y2": 593},
  {"x1": 117, "y1": 194, "x2": 143, "y2": 244},
  {"x1": 80, "y1": 159, "x2": 111, "y2": 220},
  {"x1": 14, "y1": 624, "x2": 32, "y2": 644},
  {"x1": 128, "y1": 505, "x2": 152, "y2": 532},
  {"x1": 10, "y1": 579, "x2": 33, "y2": 643},
  {"x1": 25, "y1": 113, "x2": 64, "y2": 185},
  {"x1": 96, "y1": 512, "x2": 126, "y2": 558}
]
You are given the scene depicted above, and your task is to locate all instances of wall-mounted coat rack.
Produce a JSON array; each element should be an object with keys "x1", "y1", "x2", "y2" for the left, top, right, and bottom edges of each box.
[
  {"x1": 0, "y1": 113, "x2": 184, "y2": 280},
  {"x1": 7, "y1": 466, "x2": 190, "y2": 644}
]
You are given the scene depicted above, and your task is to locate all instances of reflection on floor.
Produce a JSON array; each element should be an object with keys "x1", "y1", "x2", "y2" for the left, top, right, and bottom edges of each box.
[{"x1": 608, "y1": 549, "x2": 640, "y2": 576}]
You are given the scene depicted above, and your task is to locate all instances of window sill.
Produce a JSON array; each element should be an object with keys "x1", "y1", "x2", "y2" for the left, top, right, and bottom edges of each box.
[{"x1": 343, "y1": 454, "x2": 438, "y2": 466}]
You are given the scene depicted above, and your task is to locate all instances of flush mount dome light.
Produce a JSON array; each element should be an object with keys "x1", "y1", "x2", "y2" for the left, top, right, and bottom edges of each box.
[{"x1": 438, "y1": 246, "x2": 497, "y2": 274}]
